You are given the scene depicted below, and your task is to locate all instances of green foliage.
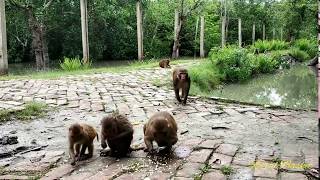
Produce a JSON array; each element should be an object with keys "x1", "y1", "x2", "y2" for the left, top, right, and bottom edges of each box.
[
  {"x1": 0, "y1": 110, "x2": 11, "y2": 122},
  {"x1": 211, "y1": 46, "x2": 252, "y2": 82},
  {"x1": 0, "y1": 102, "x2": 47, "y2": 122},
  {"x1": 289, "y1": 48, "x2": 310, "y2": 62},
  {"x1": 16, "y1": 102, "x2": 47, "y2": 120},
  {"x1": 220, "y1": 165, "x2": 233, "y2": 175},
  {"x1": 253, "y1": 54, "x2": 279, "y2": 74},
  {"x1": 293, "y1": 39, "x2": 317, "y2": 58},
  {"x1": 60, "y1": 57, "x2": 91, "y2": 71},
  {"x1": 189, "y1": 61, "x2": 221, "y2": 91},
  {"x1": 252, "y1": 40, "x2": 289, "y2": 53}
]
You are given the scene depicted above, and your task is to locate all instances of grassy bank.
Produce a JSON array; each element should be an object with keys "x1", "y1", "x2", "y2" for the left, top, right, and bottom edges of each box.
[
  {"x1": 0, "y1": 102, "x2": 48, "y2": 123},
  {"x1": 0, "y1": 59, "x2": 190, "y2": 80},
  {"x1": 189, "y1": 39, "x2": 317, "y2": 94}
]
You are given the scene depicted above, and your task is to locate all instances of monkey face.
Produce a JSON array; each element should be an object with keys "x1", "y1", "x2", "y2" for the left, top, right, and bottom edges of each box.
[
  {"x1": 69, "y1": 124, "x2": 83, "y2": 139},
  {"x1": 179, "y1": 73, "x2": 188, "y2": 80}
]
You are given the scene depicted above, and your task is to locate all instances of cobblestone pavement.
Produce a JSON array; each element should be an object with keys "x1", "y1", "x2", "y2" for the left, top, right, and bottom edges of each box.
[{"x1": 0, "y1": 64, "x2": 318, "y2": 180}]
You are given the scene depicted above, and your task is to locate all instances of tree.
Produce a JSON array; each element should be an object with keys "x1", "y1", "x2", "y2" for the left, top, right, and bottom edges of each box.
[
  {"x1": 172, "y1": 0, "x2": 204, "y2": 59},
  {"x1": 136, "y1": 0, "x2": 143, "y2": 60},
  {"x1": 199, "y1": 16, "x2": 204, "y2": 57},
  {"x1": 7, "y1": 0, "x2": 54, "y2": 70},
  {"x1": 0, "y1": 0, "x2": 8, "y2": 75},
  {"x1": 80, "y1": 0, "x2": 89, "y2": 64}
]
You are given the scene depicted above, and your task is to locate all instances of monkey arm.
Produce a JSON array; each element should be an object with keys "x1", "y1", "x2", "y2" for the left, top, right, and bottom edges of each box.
[
  {"x1": 143, "y1": 136, "x2": 154, "y2": 152},
  {"x1": 101, "y1": 133, "x2": 108, "y2": 149},
  {"x1": 69, "y1": 143, "x2": 76, "y2": 165}
]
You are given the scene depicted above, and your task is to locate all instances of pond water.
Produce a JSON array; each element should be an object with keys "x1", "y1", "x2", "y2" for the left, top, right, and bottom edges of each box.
[{"x1": 210, "y1": 64, "x2": 317, "y2": 110}]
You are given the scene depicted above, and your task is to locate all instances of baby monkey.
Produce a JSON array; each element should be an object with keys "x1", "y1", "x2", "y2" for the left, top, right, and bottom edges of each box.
[{"x1": 68, "y1": 123, "x2": 98, "y2": 165}]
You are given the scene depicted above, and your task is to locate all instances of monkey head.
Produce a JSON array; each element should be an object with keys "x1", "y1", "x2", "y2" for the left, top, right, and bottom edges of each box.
[
  {"x1": 101, "y1": 116, "x2": 119, "y2": 137},
  {"x1": 177, "y1": 70, "x2": 188, "y2": 81},
  {"x1": 69, "y1": 123, "x2": 83, "y2": 139}
]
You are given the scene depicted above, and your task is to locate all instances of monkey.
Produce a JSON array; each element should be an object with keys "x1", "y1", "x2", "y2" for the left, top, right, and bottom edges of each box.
[
  {"x1": 172, "y1": 68, "x2": 191, "y2": 105},
  {"x1": 143, "y1": 111, "x2": 178, "y2": 154},
  {"x1": 100, "y1": 113, "x2": 134, "y2": 158},
  {"x1": 68, "y1": 123, "x2": 98, "y2": 165},
  {"x1": 159, "y1": 59, "x2": 171, "y2": 68}
]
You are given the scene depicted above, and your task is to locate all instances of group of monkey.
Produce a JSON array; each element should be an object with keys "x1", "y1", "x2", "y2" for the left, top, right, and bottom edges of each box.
[{"x1": 68, "y1": 59, "x2": 190, "y2": 165}]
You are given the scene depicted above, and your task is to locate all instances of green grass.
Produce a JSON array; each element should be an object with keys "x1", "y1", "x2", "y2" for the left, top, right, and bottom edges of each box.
[
  {"x1": 289, "y1": 48, "x2": 310, "y2": 62},
  {"x1": 194, "y1": 164, "x2": 212, "y2": 180},
  {"x1": 0, "y1": 102, "x2": 47, "y2": 122},
  {"x1": 0, "y1": 109, "x2": 11, "y2": 122},
  {"x1": 0, "y1": 59, "x2": 191, "y2": 80},
  {"x1": 220, "y1": 165, "x2": 233, "y2": 175},
  {"x1": 16, "y1": 102, "x2": 47, "y2": 120}
]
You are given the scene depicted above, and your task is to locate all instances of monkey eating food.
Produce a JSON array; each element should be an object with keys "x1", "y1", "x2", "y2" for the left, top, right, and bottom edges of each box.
[
  {"x1": 100, "y1": 113, "x2": 134, "y2": 157},
  {"x1": 143, "y1": 111, "x2": 178, "y2": 154}
]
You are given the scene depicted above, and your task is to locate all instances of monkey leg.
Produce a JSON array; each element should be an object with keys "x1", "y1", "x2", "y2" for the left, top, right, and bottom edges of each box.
[
  {"x1": 75, "y1": 144, "x2": 81, "y2": 157},
  {"x1": 182, "y1": 82, "x2": 190, "y2": 105},
  {"x1": 87, "y1": 143, "x2": 93, "y2": 158},
  {"x1": 69, "y1": 144, "x2": 76, "y2": 165},
  {"x1": 174, "y1": 88, "x2": 182, "y2": 102}
]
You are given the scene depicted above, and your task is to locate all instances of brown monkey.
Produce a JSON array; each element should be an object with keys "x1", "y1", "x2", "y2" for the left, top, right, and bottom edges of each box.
[
  {"x1": 173, "y1": 68, "x2": 191, "y2": 105},
  {"x1": 159, "y1": 59, "x2": 171, "y2": 68},
  {"x1": 68, "y1": 123, "x2": 98, "y2": 165},
  {"x1": 100, "y1": 113, "x2": 133, "y2": 157},
  {"x1": 143, "y1": 111, "x2": 178, "y2": 153}
]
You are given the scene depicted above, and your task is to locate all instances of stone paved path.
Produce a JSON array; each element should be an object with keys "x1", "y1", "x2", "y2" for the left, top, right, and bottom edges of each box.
[{"x1": 0, "y1": 63, "x2": 318, "y2": 180}]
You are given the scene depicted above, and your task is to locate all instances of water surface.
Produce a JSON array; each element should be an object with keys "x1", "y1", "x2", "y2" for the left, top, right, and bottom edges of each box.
[{"x1": 210, "y1": 65, "x2": 316, "y2": 110}]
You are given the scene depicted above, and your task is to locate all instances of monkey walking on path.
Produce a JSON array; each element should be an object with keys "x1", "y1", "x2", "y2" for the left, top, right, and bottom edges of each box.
[
  {"x1": 68, "y1": 123, "x2": 99, "y2": 165},
  {"x1": 173, "y1": 68, "x2": 191, "y2": 105}
]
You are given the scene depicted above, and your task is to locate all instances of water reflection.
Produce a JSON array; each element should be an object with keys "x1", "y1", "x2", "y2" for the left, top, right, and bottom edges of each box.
[{"x1": 210, "y1": 65, "x2": 316, "y2": 109}]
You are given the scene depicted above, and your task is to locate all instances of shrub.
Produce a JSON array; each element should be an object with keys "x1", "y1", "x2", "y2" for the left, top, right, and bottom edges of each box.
[
  {"x1": 210, "y1": 46, "x2": 252, "y2": 82},
  {"x1": 60, "y1": 57, "x2": 91, "y2": 71},
  {"x1": 254, "y1": 54, "x2": 279, "y2": 73},
  {"x1": 293, "y1": 39, "x2": 317, "y2": 58},
  {"x1": 189, "y1": 61, "x2": 221, "y2": 91},
  {"x1": 270, "y1": 50, "x2": 291, "y2": 69},
  {"x1": 252, "y1": 40, "x2": 289, "y2": 53},
  {"x1": 289, "y1": 48, "x2": 310, "y2": 62}
]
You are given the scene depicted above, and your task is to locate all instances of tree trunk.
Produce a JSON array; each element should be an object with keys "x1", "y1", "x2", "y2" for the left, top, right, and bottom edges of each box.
[
  {"x1": 80, "y1": 0, "x2": 89, "y2": 64},
  {"x1": 193, "y1": 16, "x2": 199, "y2": 58},
  {"x1": 200, "y1": 16, "x2": 205, "y2": 58},
  {"x1": 238, "y1": 18, "x2": 242, "y2": 48},
  {"x1": 262, "y1": 24, "x2": 265, "y2": 40},
  {"x1": 0, "y1": 0, "x2": 8, "y2": 75},
  {"x1": 252, "y1": 23, "x2": 255, "y2": 44},
  {"x1": 172, "y1": 9, "x2": 181, "y2": 59},
  {"x1": 136, "y1": 0, "x2": 143, "y2": 60},
  {"x1": 27, "y1": 8, "x2": 49, "y2": 70},
  {"x1": 272, "y1": 28, "x2": 275, "y2": 40},
  {"x1": 221, "y1": 16, "x2": 226, "y2": 47}
]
